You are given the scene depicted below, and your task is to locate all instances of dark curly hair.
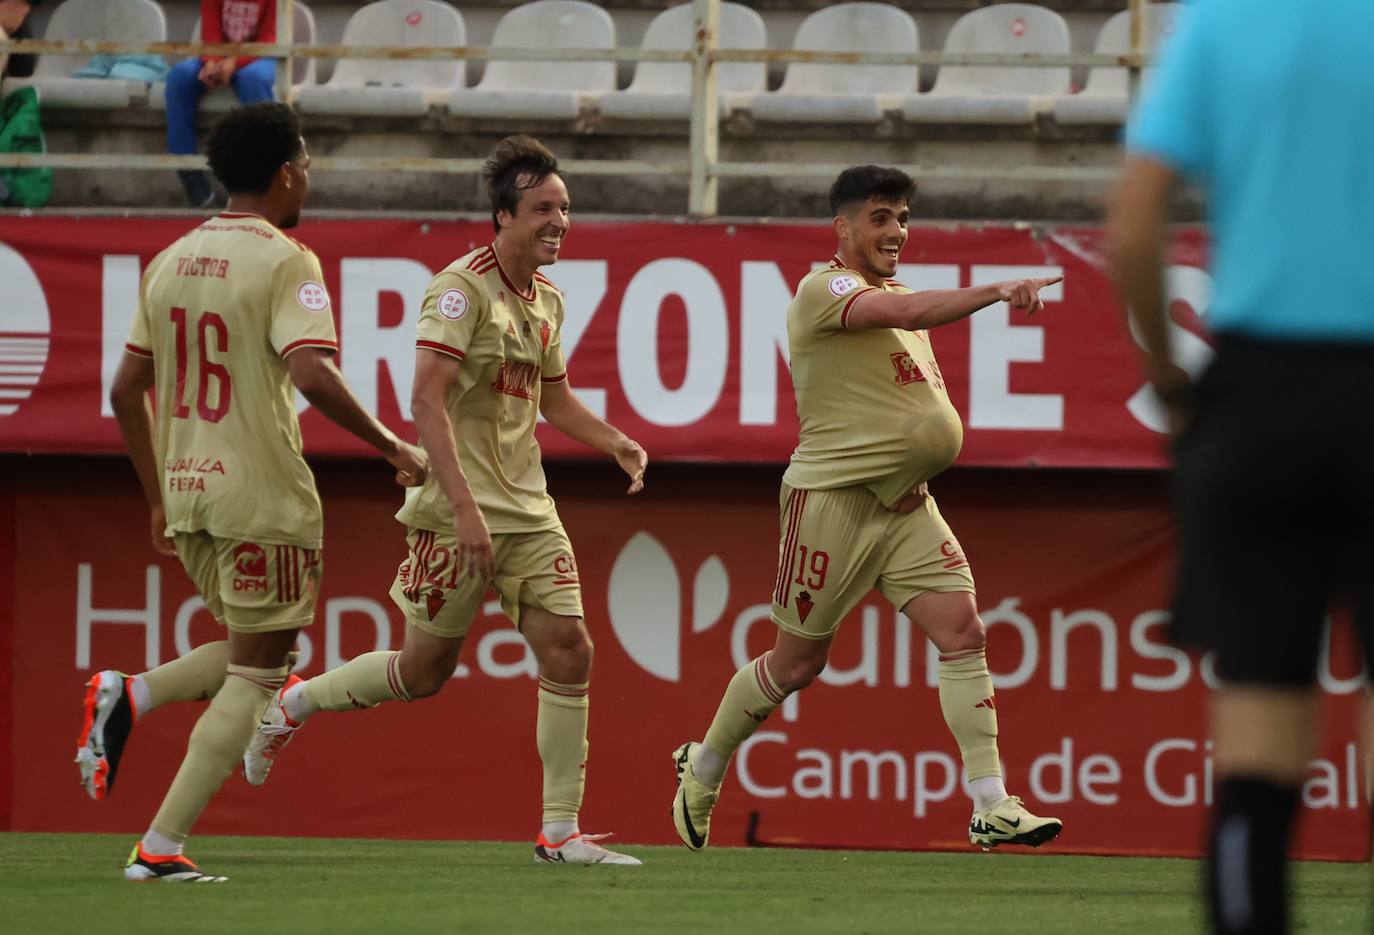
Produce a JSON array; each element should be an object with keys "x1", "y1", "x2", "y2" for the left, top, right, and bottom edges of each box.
[
  {"x1": 482, "y1": 135, "x2": 561, "y2": 234},
  {"x1": 205, "y1": 103, "x2": 304, "y2": 195},
  {"x1": 829, "y1": 165, "x2": 916, "y2": 217}
]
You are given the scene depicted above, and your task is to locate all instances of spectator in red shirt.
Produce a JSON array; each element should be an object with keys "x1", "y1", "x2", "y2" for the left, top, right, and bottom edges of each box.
[{"x1": 167, "y1": 0, "x2": 277, "y2": 206}]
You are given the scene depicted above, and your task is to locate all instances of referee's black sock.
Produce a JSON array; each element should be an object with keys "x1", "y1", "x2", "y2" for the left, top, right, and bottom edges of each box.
[{"x1": 1206, "y1": 776, "x2": 1301, "y2": 935}]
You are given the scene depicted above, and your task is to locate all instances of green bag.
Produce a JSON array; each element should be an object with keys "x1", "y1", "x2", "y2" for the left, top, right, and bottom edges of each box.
[{"x1": 0, "y1": 86, "x2": 53, "y2": 208}]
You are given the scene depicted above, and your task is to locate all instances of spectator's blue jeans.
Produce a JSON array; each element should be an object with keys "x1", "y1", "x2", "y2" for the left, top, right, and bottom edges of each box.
[{"x1": 165, "y1": 57, "x2": 276, "y2": 154}]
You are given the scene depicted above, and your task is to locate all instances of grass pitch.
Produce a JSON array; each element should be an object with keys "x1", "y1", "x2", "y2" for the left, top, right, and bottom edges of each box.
[{"x1": 1, "y1": 833, "x2": 1367, "y2": 934}]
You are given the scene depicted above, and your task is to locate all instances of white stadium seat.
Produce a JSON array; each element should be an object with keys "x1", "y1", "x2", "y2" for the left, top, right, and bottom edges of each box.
[
  {"x1": 448, "y1": 0, "x2": 615, "y2": 121},
  {"x1": 149, "y1": 1, "x2": 317, "y2": 113},
  {"x1": 904, "y1": 3, "x2": 1071, "y2": 124},
  {"x1": 1, "y1": 0, "x2": 166, "y2": 108},
  {"x1": 597, "y1": 2, "x2": 766, "y2": 121},
  {"x1": 1053, "y1": 3, "x2": 1183, "y2": 125},
  {"x1": 747, "y1": 2, "x2": 918, "y2": 124},
  {"x1": 296, "y1": 0, "x2": 463, "y2": 117}
]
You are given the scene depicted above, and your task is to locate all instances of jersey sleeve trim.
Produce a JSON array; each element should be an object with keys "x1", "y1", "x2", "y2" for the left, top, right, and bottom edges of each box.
[
  {"x1": 124, "y1": 342, "x2": 154, "y2": 358},
  {"x1": 417, "y1": 339, "x2": 466, "y2": 361},
  {"x1": 280, "y1": 338, "x2": 339, "y2": 359},
  {"x1": 839, "y1": 287, "x2": 880, "y2": 330},
  {"x1": 540, "y1": 372, "x2": 568, "y2": 384}
]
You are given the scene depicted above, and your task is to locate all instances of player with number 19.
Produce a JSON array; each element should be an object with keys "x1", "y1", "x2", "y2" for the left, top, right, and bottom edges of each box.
[{"x1": 81, "y1": 103, "x2": 426, "y2": 882}]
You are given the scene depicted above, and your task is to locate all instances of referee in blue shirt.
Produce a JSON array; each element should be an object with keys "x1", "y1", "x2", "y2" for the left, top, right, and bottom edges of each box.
[{"x1": 1111, "y1": 2, "x2": 1374, "y2": 932}]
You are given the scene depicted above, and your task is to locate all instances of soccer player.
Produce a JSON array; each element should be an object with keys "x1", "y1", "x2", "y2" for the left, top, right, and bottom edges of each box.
[
  {"x1": 81, "y1": 102, "x2": 427, "y2": 882},
  {"x1": 670, "y1": 166, "x2": 1064, "y2": 851},
  {"x1": 1111, "y1": 3, "x2": 1374, "y2": 931},
  {"x1": 243, "y1": 135, "x2": 648, "y2": 867}
]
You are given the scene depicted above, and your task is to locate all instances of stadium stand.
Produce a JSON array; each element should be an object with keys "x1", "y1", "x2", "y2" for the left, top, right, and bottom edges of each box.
[
  {"x1": 0, "y1": 1, "x2": 1175, "y2": 218},
  {"x1": 746, "y1": 2, "x2": 918, "y2": 125},
  {"x1": 1052, "y1": 2, "x2": 1180, "y2": 125},
  {"x1": 596, "y1": 2, "x2": 765, "y2": 121},
  {"x1": 3, "y1": 0, "x2": 166, "y2": 109},
  {"x1": 905, "y1": 3, "x2": 1072, "y2": 124},
  {"x1": 448, "y1": 0, "x2": 616, "y2": 121},
  {"x1": 148, "y1": 1, "x2": 317, "y2": 113},
  {"x1": 296, "y1": 0, "x2": 463, "y2": 117}
]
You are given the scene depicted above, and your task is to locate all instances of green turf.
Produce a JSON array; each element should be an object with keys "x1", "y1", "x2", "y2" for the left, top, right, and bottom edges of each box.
[{"x1": 0, "y1": 833, "x2": 1367, "y2": 934}]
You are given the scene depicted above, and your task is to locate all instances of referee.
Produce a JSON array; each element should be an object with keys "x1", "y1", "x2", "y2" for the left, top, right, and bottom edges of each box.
[{"x1": 1110, "y1": 2, "x2": 1374, "y2": 933}]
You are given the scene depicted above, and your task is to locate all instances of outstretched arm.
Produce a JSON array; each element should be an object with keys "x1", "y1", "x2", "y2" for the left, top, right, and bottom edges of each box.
[
  {"x1": 1108, "y1": 156, "x2": 1190, "y2": 433},
  {"x1": 285, "y1": 347, "x2": 427, "y2": 485},
  {"x1": 845, "y1": 276, "x2": 1061, "y2": 332},
  {"x1": 539, "y1": 379, "x2": 647, "y2": 494}
]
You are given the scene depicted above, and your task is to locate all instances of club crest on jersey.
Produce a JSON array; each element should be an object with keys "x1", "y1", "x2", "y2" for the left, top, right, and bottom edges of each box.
[
  {"x1": 296, "y1": 281, "x2": 330, "y2": 312},
  {"x1": 890, "y1": 352, "x2": 925, "y2": 385},
  {"x1": 829, "y1": 274, "x2": 862, "y2": 297},
  {"x1": 540, "y1": 320, "x2": 551, "y2": 351},
  {"x1": 438, "y1": 289, "x2": 469, "y2": 320}
]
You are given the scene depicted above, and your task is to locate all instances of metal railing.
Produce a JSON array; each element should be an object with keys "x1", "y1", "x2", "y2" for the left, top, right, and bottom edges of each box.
[{"x1": 0, "y1": 0, "x2": 1157, "y2": 215}]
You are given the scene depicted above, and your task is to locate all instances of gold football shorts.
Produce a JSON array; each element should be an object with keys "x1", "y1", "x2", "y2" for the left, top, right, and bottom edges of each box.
[
  {"x1": 769, "y1": 483, "x2": 975, "y2": 639},
  {"x1": 174, "y1": 531, "x2": 321, "y2": 633},
  {"x1": 388, "y1": 524, "x2": 584, "y2": 639}
]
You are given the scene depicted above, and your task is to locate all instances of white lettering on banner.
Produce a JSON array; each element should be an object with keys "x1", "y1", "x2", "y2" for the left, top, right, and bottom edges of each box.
[
  {"x1": 1145, "y1": 738, "x2": 1213, "y2": 807},
  {"x1": 325, "y1": 597, "x2": 391, "y2": 671},
  {"x1": 1129, "y1": 610, "x2": 1192, "y2": 692},
  {"x1": 968, "y1": 265, "x2": 1064, "y2": 431},
  {"x1": 339, "y1": 259, "x2": 431, "y2": 420},
  {"x1": 980, "y1": 598, "x2": 1040, "y2": 688},
  {"x1": 607, "y1": 531, "x2": 682, "y2": 681},
  {"x1": 737, "y1": 732, "x2": 789, "y2": 799},
  {"x1": 99, "y1": 255, "x2": 140, "y2": 418},
  {"x1": 553, "y1": 260, "x2": 609, "y2": 418},
  {"x1": 618, "y1": 258, "x2": 728, "y2": 427},
  {"x1": 1050, "y1": 608, "x2": 1119, "y2": 691},
  {"x1": 1318, "y1": 621, "x2": 1369, "y2": 695},
  {"x1": 840, "y1": 750, "x2": 908, "y2": 801},
  {"x1": 75, "y1": 563, "x2": 160, "y2": 669},
  {"x1": 739, "y1": 261, "x2": 792, "y2": 426},
  {"x1": 1029, "y1": 738, "x2": 1124, "y2": 806},
  {"x1": 1127, "y1": 265, "x2": 1215, "y2": 434},
  {"x1": 476, "y1": 628, "x2": 538, "y2": 679},
  {"x1": 0, "y1": 242, "x2": 51, "y2": 418},
  {"x1": 173, "y1": 596, "x2": 208, "y2": 657}
]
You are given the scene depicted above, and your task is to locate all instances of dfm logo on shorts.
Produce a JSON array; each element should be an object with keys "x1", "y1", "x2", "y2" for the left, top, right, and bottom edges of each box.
[
  {"x1": 606, "y1": 532, "x2": 730, "y2": 682},
  {"x1": 232, "y1": 543, "x2": 269, "y2": 592}
]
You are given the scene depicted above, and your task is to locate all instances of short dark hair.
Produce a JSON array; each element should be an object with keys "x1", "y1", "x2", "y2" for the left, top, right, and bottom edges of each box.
[
  {"x1": 482, "y1": 135, "x2": 560, "y2": 233},
  {"x1": 828, "y1": 165, "x2": 916, "y2": 217},
  {"x1": 205, "y1": 103, "x2": 304, "y2": 195}
]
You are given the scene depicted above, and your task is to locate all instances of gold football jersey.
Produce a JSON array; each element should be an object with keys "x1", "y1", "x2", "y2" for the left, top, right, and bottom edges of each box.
[
  {"x1": 781, "y1": 259, "x2": 964, "y2": 507},
  {"x1": 397, "y1": 244, "x2": 568, "y2": 534},
  {"x1": 127, "y1": 213, "x2": 337, "y2": 547}
]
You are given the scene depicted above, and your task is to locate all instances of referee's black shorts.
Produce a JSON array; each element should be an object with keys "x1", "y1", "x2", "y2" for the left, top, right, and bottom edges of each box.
[{"x1": 1171, "y1": 333, "x2": 1374, "y2": 686}]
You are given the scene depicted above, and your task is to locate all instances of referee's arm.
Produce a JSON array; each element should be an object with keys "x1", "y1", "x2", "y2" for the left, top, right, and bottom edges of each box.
[{"x1": 1109, "y1": 156, "x2": 1191, "y2": 428}]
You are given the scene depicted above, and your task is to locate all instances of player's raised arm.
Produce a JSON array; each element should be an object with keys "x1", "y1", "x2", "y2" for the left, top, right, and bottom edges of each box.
[
  {"x1": 410, "y1": 346, "x2": 495, "y2": 579},
  {"x1": 284, "y1": 347, "x2": 427, "y2": 486},
  {"x1": 539, "y1": 379, "x2": 647, "y2": 494},
  {"x1": 844, "y1": 275, "x2": 1061, "y2": 333}
]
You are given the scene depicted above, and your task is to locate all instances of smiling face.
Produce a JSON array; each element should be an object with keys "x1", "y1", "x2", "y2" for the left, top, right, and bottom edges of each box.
[
  {"x1": 836, "y1": 196, "x2": 910, "y2": 284},
  {"x1": 496, "y1": 172, "x2": 571, "y2": 269}
]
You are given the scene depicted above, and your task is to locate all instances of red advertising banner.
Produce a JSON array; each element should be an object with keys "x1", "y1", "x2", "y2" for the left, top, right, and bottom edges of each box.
[
  {"x1": 0, "y1": 217, "x2": 1209, "y2": 467},
  {"x1": 5, "y1": 459, "x2": 1367, "y2": 859}
]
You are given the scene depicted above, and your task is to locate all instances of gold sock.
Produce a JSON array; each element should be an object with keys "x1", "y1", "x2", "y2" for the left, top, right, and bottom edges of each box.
[
  {"x1": 536, "y1": 678, "x2": 589, "y2": 824},
  {"x1": 141, "y1": 641, "x2": 230, "y2": 712},
  {"x1": 701, "y1": 653, "x2": 788, "y2": 764},
  {"x1": 149, "y1": 664, "x2": 286, "y2": 842},
  {"x1": 938, "y1": 648, "x2": 1002, "y2": 781},
  {"x1": 304, "y1": 651, "x2": 411, "y2": 712}
]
